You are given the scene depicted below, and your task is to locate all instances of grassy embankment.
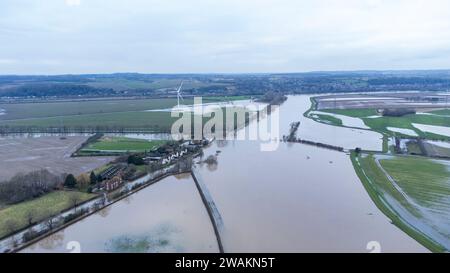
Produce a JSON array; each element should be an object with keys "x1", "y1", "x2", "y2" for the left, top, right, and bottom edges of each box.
[
  {"x1": 350, "y1": 152, "x2": 448, "y2": 252},
  {"x1": 79, "y1": 137, "x2": 166, "y2": 155},
  {"x1": 0, "y1": 191, "x2": 96, "y2": 239}
]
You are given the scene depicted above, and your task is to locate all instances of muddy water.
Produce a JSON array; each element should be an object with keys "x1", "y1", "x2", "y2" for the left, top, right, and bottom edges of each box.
[
  {"x1": 194, "y1": 95, "x2": 426, "y2": 252},
  {"x1": 197, "y1": 141, "x2": 426, "y2": 252},
  {"x1": 22, "y1": 175, "x2": 218, "y2": 253},
  {"x1": 282, "y1": 96, "x2": 382, "y2": 151}
]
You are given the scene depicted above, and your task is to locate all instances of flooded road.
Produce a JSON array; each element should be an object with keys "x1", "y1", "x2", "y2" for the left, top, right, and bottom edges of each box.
[{"x1": 22, "y1": 175, "x2": 218, "y2": 253}]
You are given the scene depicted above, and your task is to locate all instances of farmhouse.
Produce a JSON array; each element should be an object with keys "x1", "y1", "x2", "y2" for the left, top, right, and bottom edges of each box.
[{"x1": 104, "y1": 176, "x2": 123, "y2": 191}]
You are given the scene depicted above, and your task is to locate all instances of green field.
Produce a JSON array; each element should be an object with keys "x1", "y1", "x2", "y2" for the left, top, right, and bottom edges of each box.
[
  {"x1": 1, "y1": 106, "x2": 252, "y2": 133},
  {"x1": 430, "y1": 109, "x2": 450, "y2": 115},
  {"x1": 0, "y1": 191, "x2": 95, "y2": 239},
  {"x1": 0, "y1": 96, "x2": 250, "y2": 121},
  {"x1": 81, "y1": 137, "x2": 166, "y2": 153},
  {"x1": 380, "y1": 156, "x2": 450, "y2": 208},
  {"x1": 311, "y1": 113, "x2": 343, "y2": 126},
  {"x1": 351, "y1": 153, "x2": 450, "y2": 252},
  {"x1": 0, "y1": 97, "x2": 253, "y2": 133}
]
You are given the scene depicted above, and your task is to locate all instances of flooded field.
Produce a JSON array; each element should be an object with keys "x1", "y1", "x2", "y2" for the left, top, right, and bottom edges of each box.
[
  {"x1": 283, "y1": 96, "x2": 382, "y2": 151},
  {"x1": 22, "y1": 175, "x2": 218, "y2": 253},
  {"x1": 316, "y1": 92, "x2": 450, "y2": 110},
  {"x1": 412, "y1": 123, "x2": 450, "y2": 138}
]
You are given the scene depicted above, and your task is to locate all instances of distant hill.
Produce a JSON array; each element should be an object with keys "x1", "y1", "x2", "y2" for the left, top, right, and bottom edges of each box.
[{"x1": 1, "y1": 70, "x2": 450, "y2": 99}]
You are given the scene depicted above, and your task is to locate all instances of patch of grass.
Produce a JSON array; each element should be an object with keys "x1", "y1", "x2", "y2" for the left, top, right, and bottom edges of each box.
[
  {"x1": 93, "y1": 164, "x2": 113, "y2": 175},
  {"x1": 82, "y1": 137, "x2": 166, "y2": 153},
  {"x1": 430, "y1": 109, "x2": 450, "y2": 115},
  {"x1": 311, "y1": 113, "x2": 342, "y2": 126},
  {"x1": 0, "y1": 191, "x2": 96, "y2": 238},
  {"x1": 406, "y1": 141, "x2": 423, "y2": 155}
]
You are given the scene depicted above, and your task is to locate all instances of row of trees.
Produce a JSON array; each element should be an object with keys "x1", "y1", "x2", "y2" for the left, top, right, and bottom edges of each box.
[
  {"x1": 0, "y1": 170, "x2": 62, "y2": 205},
  {"x1": 0, "y1": 168, "x2": 101, "y2": 205},
  {"x1": 63, "y1": 172, "x2": 99, "y2": 190}
]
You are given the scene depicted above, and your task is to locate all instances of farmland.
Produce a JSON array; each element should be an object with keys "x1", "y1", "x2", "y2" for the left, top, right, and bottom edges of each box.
[
  {"x1": 380, "y1": 156, "x2": 450, "y2": 208},
  {"x1": 0, "y1": 96, "x2": 254, "y2": 133},
  {"x1": 312, "y1": 108, "x2": 450, "y2": 140},
  {"x1": 352, "y1": 153, "x2": 450, "y2": 252},
  {"x1": 0, "y1": 96, "x2": 249, "y2": 121}
]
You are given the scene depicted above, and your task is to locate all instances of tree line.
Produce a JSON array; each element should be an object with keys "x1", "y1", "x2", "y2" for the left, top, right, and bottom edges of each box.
[{"x1": 0, "y1": 170, "x2": 63, "y2": 205}]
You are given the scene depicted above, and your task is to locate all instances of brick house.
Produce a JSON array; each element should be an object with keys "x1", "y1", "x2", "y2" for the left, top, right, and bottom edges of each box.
[{"x1": 104, "y1": 176, "x2": 123, "y2": 191}]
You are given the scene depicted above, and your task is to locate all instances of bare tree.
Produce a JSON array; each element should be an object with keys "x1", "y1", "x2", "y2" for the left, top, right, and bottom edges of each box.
[{"x1": 69, "y1": 194, "x2": 82, "y2": 212}]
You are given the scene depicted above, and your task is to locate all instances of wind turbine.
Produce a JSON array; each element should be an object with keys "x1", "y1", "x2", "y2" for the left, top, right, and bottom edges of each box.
[{"x1": 176, "y1": 81, "x2": 184, "y2": 108}]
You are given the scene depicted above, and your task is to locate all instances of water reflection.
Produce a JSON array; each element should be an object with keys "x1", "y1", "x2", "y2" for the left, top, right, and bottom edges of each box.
[
  {"x1": 105, "y1": 222, "x2": 183, "y2": 253},
  {"x1": 31, "y1": 232, "x2": 65, "y2": 251}
]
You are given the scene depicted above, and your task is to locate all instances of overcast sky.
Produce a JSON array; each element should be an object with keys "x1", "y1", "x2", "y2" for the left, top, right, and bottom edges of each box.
[{"x1": 1, "y1": 0, "x2": 450, "y2": 74}]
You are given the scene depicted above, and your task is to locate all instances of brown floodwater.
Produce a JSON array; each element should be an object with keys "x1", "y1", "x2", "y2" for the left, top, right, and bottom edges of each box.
[{"x1": 22, "y1": 175, "x2": 218, "y2": 253}]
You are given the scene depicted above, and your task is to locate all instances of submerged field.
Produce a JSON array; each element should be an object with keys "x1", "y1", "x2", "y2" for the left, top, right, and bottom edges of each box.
[
  {"x1": 310, "y1": 107, "x2": 450, "y2": 140},
  {"x1": 352, "y1": 153, "x2": 450, "y2": 252}
]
